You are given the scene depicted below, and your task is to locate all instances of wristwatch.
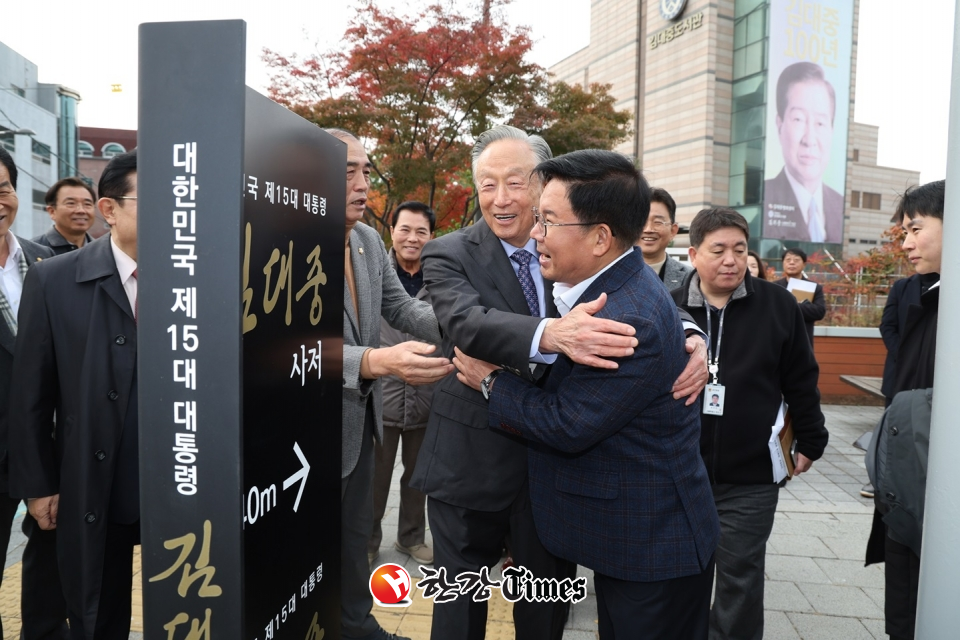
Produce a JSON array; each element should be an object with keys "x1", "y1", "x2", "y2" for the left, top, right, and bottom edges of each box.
[{"x1": 480, "y1": 370, "x2": 502, "y2": 401}]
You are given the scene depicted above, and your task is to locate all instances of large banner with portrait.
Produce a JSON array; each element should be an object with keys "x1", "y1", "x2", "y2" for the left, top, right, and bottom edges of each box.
[{"x1": 762, "y1": 0, "x2": 854, "y2": 244}]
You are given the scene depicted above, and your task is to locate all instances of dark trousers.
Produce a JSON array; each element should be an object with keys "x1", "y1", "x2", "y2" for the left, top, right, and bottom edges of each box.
[
  {"x1": 68, "y1": 521, "x2": 139, "y2": 640},
  {"x1": 369, "y1": 425, "x2": 427, "y2": 553},
  {"x1": 341, "y1": 410, "x2": 380, "y2": 639},
  {"x1": 884, "y1": 534, "x2": 920, "y2": 639},
  {"x1": 709, "y1": 483, "x2": 780, "y2": 640},
  {"x1": 21, "y1": 511, "x2": 69, "y2": 640},
  {"x1": 428, "y1": 486, "x2": 570, "y2": 640},
  {"x1": 595, "y1": 553, "x2": 715, "y2": 640}
]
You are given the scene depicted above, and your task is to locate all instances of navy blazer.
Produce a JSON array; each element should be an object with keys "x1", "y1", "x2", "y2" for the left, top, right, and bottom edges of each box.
[{"x1": 487, "y1": 251, "x2": 719, "y2": 582}]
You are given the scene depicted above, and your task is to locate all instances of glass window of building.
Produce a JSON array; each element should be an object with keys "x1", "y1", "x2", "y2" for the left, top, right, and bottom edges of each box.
[
  {"x1": 78, "y1": 141, "x2": 94, "y2": 158},
  {"x1": 102, "y1": 142, "x2": 126, "y2": 158},
  {"x1": 32, "y1": 140, "x2": 52, "y2": 165}
]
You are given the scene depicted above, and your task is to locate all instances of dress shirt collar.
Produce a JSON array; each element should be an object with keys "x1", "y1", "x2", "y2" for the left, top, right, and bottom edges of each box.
[
  {"x1": 499, "y1": 237, "x2": 539, "y2": 260},
  {"x1": 110, "y1": 236, "x2": 137, "y2": 284},
  {"x1": 553, "y1": 249, "x2": 633, "y2": 317},
  {"x1": 2, "y1": 233, "x2": 22, "y2": 270}
]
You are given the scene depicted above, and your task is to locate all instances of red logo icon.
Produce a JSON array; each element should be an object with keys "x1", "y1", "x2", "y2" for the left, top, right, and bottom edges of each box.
[{"x1": 370, "y1": 564, "x2": 412, "y2": 606}]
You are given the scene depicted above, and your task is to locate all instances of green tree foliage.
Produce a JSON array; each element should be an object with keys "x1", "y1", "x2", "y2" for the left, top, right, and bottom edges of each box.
[{"x1": 511, "y1": 81, "x2": 633, "y2": 156}]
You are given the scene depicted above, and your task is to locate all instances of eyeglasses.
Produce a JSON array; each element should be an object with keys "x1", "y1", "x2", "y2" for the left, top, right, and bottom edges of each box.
[
  {"x1": 532, "y1": 209, "x2": 601, "y2": 237},
  {"x1": 645, "y1": 219, "x2": 672, "y2": 231},
  {"x1": 113, "y1": 196, "x2": 137, "y2": 201}
]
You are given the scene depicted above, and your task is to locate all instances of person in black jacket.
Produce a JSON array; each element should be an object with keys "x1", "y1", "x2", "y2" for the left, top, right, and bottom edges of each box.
[
  {"x1": 865, "y1": 180, "x2": 944, "y2": 640},
  {"x1": 673, "y1": 208, "x2": 828, "y2": 640},
  {"x1": 773, "y1": 248, "x2": 827, "y2": 346}
]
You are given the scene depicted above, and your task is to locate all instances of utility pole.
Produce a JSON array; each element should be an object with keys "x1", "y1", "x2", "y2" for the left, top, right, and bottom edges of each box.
[{"x1": 915, "y1": 0, "x2": 960, "y2": 635}]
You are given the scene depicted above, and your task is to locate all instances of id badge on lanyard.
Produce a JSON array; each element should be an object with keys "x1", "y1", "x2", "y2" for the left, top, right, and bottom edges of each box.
[{"x1": 703, "y1": 300, "x2": 726, "y2": 416}]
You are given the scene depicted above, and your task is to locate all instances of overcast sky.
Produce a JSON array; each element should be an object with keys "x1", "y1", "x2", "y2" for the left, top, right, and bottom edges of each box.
[{"x1": 0, "y1": 0, "x2": 953, "y2": 182}]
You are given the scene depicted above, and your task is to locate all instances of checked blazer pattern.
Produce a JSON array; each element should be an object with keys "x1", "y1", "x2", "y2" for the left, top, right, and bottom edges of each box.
[{"x1": 488, "y1": 251, "x2": 719, "y2": 582}]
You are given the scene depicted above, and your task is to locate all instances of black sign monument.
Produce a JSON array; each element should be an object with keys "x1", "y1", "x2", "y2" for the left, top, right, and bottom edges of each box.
[{"x1": 138, "y1": 20, "x2": 344, "y2": 639}]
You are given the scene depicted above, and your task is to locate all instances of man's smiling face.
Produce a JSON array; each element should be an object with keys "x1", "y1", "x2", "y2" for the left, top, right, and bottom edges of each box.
[
  {"x1": 475, "y1": 138, "x2": 540, "y2": 248},
  {"x1": 0, "y1": 163, "x2": 18, "y2": 238}
]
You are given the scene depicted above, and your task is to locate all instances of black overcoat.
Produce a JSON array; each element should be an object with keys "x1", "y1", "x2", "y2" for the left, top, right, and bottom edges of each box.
[{"x1": 8, "y1": 234, "x2": 136, "y2": 636}]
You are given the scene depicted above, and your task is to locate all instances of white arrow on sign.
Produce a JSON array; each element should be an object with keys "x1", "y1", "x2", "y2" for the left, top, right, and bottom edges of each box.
[{"x1": 282, "y1": 442, "x2": 311, "y2": 512}]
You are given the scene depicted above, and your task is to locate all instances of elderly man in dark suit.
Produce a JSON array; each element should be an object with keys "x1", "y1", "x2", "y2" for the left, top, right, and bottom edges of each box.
[
  {"x1": 454, "y1": 149, "x2": 719, "y2": 640},
  {"x1": 0, "y1": 148, "x2": 70, "y2": 640},
  {"x1": 327, "y1": 129, "x2": 452, "y2": 640},
  {"x1": 763, "y1": 62, "x2": 844, "y2": 243},
  {"x1": 411, "y1": 126, "x2": 709, "y2": 640},
  {"x1": 9, "y1": 150, "x2": 140, "y2": 639}
]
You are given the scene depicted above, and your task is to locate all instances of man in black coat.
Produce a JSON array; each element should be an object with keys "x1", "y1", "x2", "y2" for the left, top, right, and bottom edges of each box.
[
  {"x1": 0, "y1": 148, "x2": 70, "y2": 640},
  {"x1": 10, "y1": 150, "x2": 140, "y2": 639},
  {"x1": 773, "y1": 247, "x2": 827, "y2": 346},
  {"x1": 879, "y1": 273, "x2": 937, "y2": 405},
  {"x1": 865, "y1": 180, "x2": 944, "y2": 640},
  {"x1": 673, "y1": 208, "x2": 828, "y2": 640}
]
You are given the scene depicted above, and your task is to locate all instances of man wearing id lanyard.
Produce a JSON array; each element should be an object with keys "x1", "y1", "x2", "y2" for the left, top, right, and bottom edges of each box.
[{"x1": 672, "y1": 208, "x2": 828, "y2": 640}]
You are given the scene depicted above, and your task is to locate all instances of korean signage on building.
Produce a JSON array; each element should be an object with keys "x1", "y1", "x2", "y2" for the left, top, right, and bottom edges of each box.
[
  {"x1": 762, "y1": 0, "x2": 854, "y2": 244},
  {"x1": 138, "y1": 20, "x2": 343, "y2": 639}
]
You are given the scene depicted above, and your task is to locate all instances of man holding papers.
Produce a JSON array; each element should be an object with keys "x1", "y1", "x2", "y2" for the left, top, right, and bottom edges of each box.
[
  {"x1": 773, "y1": 248, "x2": 826, "y2": 346},
  {"x1": 673, "y1": 208, "x2": 828, "y2": 640}
]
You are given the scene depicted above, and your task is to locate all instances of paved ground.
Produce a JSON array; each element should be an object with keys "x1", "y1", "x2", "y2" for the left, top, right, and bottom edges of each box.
[{"x1": 0, "y1": 404, "x2": 885, "y2": 639}]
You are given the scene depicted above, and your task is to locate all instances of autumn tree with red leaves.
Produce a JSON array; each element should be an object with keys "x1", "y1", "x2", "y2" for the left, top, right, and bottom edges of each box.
[
  {"x1": 264, "y1": 1, "x2": 632, "y2": 233},
  {"x1": 264, "y1": 1, "x2": 544, "y2": 231}
]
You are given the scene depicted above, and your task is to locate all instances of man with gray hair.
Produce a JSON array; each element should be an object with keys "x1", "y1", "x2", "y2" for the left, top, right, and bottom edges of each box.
[
  {"x1": 328, "y1": 128, "x2": 453, "y2": 640},
  {"x1": 411, "y1": 125, "x2": 708, "y2": 639}
]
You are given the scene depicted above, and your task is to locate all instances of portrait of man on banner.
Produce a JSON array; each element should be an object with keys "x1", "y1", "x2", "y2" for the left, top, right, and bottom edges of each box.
[{"x1": 763, "y1": 61, "x2": 844, "y2": 243}]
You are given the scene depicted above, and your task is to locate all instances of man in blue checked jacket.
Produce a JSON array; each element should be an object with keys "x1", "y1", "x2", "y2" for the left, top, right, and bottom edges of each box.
[{"x1": 454, "y1": 149, "x2": 719, "y2": 640}]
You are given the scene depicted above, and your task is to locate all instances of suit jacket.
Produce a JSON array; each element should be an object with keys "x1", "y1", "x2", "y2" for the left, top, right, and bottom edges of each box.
[
  {"x1": 773, "y1": 275, "x2": 826, "y2": 346},
  {"x1": 0, "y1": 236, "x2": 53, "y2": 492},
  {"x1": 341, "y1": 222, "x2": 440, "y2": 477},
  {"x1": 879, "y1": 274, "x2": 922, "y2": 399},
  {"x1": 660, "y1": 255, "x2": 692, "y2": 292},
  {"x1": 32, "y1": 227, "x2": 93, "y2": 256},
  {"x1": 763, "y1": 169, "x2": 844, "y2": 243},
  {"x1": 411, "y1": 219, "x2": 555, "y2": 511},
  {"x1": 8, "y1": 234, "x2": 135, "y2": 635},
  {"x1": 487, "y1": 251, "x2": 719, "y2": 581}
]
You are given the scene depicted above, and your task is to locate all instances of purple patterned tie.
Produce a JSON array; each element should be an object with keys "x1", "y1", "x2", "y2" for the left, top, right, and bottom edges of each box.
[{"x1": 510, "y1": 249, "x2": 541, "y2": 317}]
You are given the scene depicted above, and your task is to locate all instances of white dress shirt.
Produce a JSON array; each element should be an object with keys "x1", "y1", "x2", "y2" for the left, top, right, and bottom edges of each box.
[
  {"x1": 110, "y1": 236, "x2": 138, "y2": 316},
  {"x1": 0, "y1": 233, "x2": 24, "y2": 317},
  {"x1": 553, "y1": 250, "x2": 633, "y2": 317}
]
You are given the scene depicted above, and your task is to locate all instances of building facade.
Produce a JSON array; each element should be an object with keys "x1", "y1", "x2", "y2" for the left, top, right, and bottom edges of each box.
[
  {"x1": 550, "y1": 0, "x2": 917, "y2": 261},
  {"x1": 0, "y1": 40, "x2": 81, "y2": 240}
]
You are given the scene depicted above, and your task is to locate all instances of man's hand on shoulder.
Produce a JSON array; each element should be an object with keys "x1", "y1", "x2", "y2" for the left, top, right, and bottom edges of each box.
[
  {"x1": 539, "y1": 293, "x2": 638, "y2": 370},
  {"x1": 673, "y1": 335, "x2": 709, "y2": 406},
  {"x1": 28, "y1": 494, "x2": 59, "y2": 530},
  {"x1": 363, "y1": 341, "x2": 454, "y2": 385}
]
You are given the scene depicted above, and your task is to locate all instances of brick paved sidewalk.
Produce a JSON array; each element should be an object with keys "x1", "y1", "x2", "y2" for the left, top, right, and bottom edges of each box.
[{"x1": 0, "y1": 404, "x2": 884, "y2": 639}]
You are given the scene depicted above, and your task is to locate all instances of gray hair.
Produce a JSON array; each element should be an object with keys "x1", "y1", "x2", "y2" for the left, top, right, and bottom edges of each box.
[
  {"x1": 324, "y1": 127, "x2": 359, "y2": 143},
  {"x1": 471, "y1": 125, "x2": 552, "y2": 176}
]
